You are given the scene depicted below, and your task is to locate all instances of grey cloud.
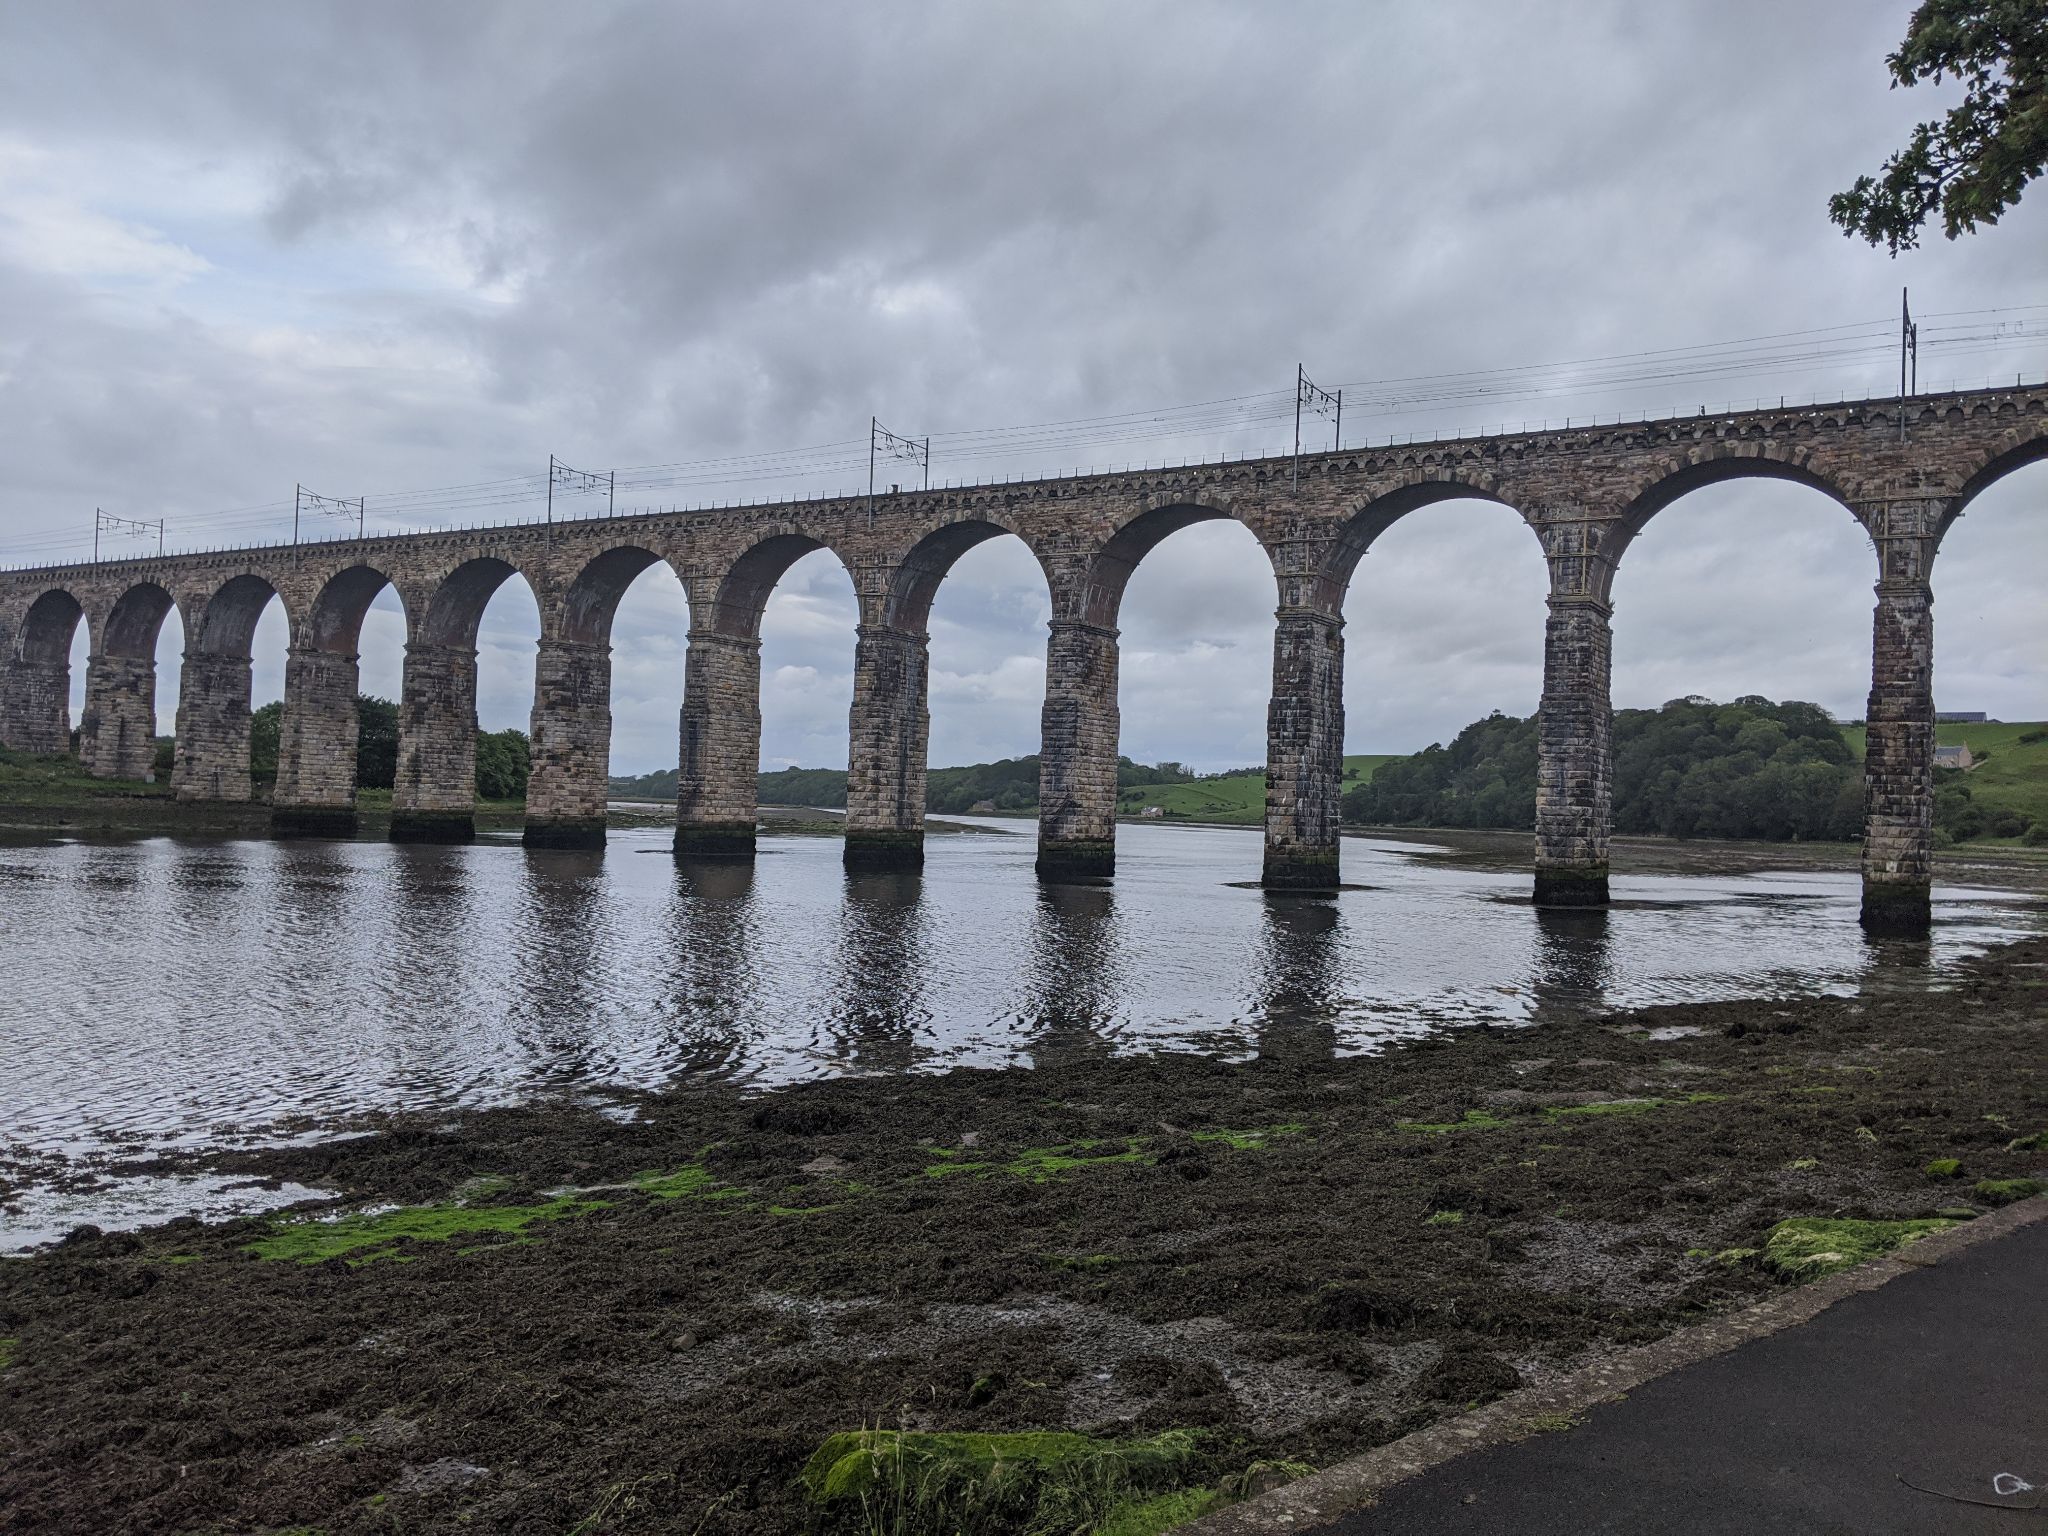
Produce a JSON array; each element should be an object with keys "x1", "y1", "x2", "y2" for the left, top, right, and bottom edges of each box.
[{"x1": 7, "y1": 1, "x2": 2047, "y2": 775}]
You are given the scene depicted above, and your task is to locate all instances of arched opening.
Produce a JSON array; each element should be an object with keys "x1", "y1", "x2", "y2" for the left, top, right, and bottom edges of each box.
[
  {"x1": 678, "y1": 533, "x2": 856, "y2": 860},
  {"x1": 529, "y1": 544, "x2": 688, "y2": 848},
  {"x1": 1038, "y1": 504, "x2": 1274, "y2": 880},
  {"x1": 271, "y1": 564, "x2": 405, "y2": 836},
  {"x1": 918, "y1": 524, "x2": 1052, "y2": 796},
  {"x1": 80, "y1": 583, "x2": 179, "y2": 781},
  {"x1": 1607, "y1": 471, "x2": 1874, "y2": 848},
  {"x1": 1929, "y1": 449, "x2": 2048, "y2": 850},
  {"x1": 12, "y1": 589, "x2": 84, "y2": 757},
  {"x1": 1333, "y1": 492, "x2": 1549, "y2": 838},
  {"x1": 179, "y1": 574, "x2": 284, "y2": 803},
  {"x1": 1116, "y1": 515, "x2": 1275, "y2": 772}
]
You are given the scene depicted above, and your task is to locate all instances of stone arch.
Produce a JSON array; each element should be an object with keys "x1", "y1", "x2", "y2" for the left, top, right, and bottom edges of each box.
[
  {"x1": 100, "y1": 582, "x2": 177, "y2": 659},
  {"x1": 1941, "y1": 425, "x2": 2048, "y2": 543},
  {"x1": 16, "y1": 587, "x2": 85, "y2": 667},
  {"x1": 558, "y1": 545, "x2": 676, "y2": 646},
  {"x1": 1604, "y1": 449, "x2": 1859, "y2": 579},
  {"x1": 1074, "y1": 499, "x2": 1270, "y2": 628},
  {"x1": 1, "y1": 588, "x2": 87, "y2": 754},
  {"x1": 305, "y1": 564, "x2": 405, "y2": 653},
  {"x1": 706, "y1": 531, "x2": 857, "y2": 638},
  {"x1": 189, "y1": 573, "x2": 285, "y2": 658},
  {"x1": 881, "y1": 514, "x2": 1050, "y2": 633},
  {"x1": 419, "y1": 556, "x2": 539, "y2": 648},
  {"x1": 1318, "y1": 474, "x2": 1530, "y2": 608}
]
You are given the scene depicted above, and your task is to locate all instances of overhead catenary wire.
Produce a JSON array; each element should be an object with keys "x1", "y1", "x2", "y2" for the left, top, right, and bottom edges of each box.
[{"x1": 6, "y1": 304, "x2": 2048, "y2": 565}]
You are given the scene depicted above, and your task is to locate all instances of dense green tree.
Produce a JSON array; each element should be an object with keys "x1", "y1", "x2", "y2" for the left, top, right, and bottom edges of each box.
[
  {"x1": 474, "y1": 728, "x2": 531, "y2": 800},
  {"x1": 1830, "y1": 1, "x2": 2048, "y2": 252},
  {"x1": 1343, "y1": 698, "x2": 1881, "y2": 843},
  {"x1": 354, "y1": 696, "x2": 399, "y2": 790},
  {"x1": 249, "y1": 700, "x2": 283, "y2": 783}
]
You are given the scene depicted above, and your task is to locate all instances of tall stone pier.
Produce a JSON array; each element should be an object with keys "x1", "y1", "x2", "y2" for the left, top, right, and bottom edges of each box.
[
  {"x1": 675, "y1": 630, "x2": 762, "y2": 860},
  {"x1": 1036, "y1": 618, "x2": 1120, "y2": 880},
  {"x1": 524, "y1": 636, "x2": 613, "y2": 849},
  {"x1": 171, "y1": 651, "x2": 255, "y2": 801},
  {"x1": 78, "y1": 653, "x2": 157, "y2": 781},
  {"x1": 845, "y1": 623, "x2": 931, "y2": 868},
  {"x1": 272, "y1": 645, "x2": 363, "y2": 837},
  {"x1": 1261, "y1": 607, "x2": 1345, "y2": 890},
  {"x1": 393, "y1": 640, "x2": 481, "y2": 842},
  {"x1": 1533, "y1": 596, "x2": 1613, "y2": 907}
]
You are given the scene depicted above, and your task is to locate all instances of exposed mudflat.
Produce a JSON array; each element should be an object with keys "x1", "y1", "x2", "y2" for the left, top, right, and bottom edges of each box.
[{"x1": 2, "y1": 936, "x2": 2044, "y2": 1535}]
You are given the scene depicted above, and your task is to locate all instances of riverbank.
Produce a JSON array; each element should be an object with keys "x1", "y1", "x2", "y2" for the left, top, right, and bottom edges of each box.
[{"x1": 3, "y1": 935, "x2": 2043, "y2": 1535}]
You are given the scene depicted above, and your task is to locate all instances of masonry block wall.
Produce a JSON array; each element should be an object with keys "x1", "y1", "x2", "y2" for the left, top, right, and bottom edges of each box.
[{"x1": 0, "y1": 384, "x2": 2040, "y2": 930}]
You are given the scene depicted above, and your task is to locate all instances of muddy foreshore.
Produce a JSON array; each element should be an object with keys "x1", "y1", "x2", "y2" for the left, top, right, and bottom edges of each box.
[{"x1": 3, "y1": 936, "x2": 2046, "y2": 1535}]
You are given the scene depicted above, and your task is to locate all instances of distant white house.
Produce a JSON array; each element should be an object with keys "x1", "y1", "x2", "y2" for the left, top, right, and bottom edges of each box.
[
  {"x1": 1934, "y1": 743, "x2": 1976, "y2": 770},
  {"x1": 1139, "y1": 805, "x2": 1165, "y2": 818}
]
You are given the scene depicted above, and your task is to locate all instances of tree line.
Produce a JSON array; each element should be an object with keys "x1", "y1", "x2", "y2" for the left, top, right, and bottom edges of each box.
[{"x1": 1341, "y1": 696, "x2": 2035, "y2": 845}]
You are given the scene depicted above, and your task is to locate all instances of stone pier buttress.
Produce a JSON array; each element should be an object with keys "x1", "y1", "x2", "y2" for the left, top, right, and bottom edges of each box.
[
  {"x1": 524, "y1": 636, "x2": 612, "y2": 849},
  {"x1": 845, "y1": 623, "x2": 931, "y2": 869},
  {"x1": 1860, "y1": 527, "x2": 1937, "y2": 933},
  {"x1": 675, "y1": 628, "x2": 762, "y2": 860},
  {"x1": 172, "y1": 651, "x2": 256, "y2": 801},
  {"x1": 271, "y1": 645, "x2": 362, "y2": 838},
  {"x1": 393, "y1": 640, "x2": 481, "y2": 843},
  {"x1": 1036, "y1": 618, "x2": 1120, "y2": 880},
  {"x1": 78, "y1": 653, "x2": 157, "y2": 780},
  {"x1": 1262, "y1": 606, "x2": 1345, "y2": 890},
  {"x1": 1534, "y1": 595, "x2": 1613, "y2": 907}
]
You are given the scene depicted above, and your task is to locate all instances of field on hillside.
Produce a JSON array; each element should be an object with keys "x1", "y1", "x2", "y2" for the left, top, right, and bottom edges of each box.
[
  {"x1": 1842, "y1": 721, "x2": 2048, "y2": 831},
  {"x1": 1115, "y1": 754, "x2": 1396, "y2": 823}
]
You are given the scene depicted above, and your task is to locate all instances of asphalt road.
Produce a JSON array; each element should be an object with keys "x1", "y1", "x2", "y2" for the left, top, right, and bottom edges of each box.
[{"x1": 1320, "y1": 1218, "x2": 2048, "y2": 1535}]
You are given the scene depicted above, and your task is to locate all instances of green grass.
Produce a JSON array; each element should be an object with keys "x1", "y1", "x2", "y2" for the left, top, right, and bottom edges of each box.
[
  {"x1": 0, "y1": 747, "x2": 167, "y2": 802},
  {"x1": 1115, "y1": 754, "x2": 1395, "y2": 825},
  {"x1": 1841, "y1": 720, "x2": 2048, "y2": 831}
]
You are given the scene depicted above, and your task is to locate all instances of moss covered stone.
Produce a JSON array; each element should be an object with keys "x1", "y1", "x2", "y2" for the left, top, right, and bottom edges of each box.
[
  {"x1": 1924, "y1": 1157, "x2": 1962, "y2": 1179},
  {"x1": 1973, "y1": 1178, "x2": 2045, "y2": 1205},
  {"x1": 0, "y1": 1337, "x2": 15, "y2": 1371},
  {"x1": 800, "y1": 1428, "x2": 1197, "y2": 1534},
  {"x1": 1761, "y1": 1217, "x2": 1960, "y2": 1280}
]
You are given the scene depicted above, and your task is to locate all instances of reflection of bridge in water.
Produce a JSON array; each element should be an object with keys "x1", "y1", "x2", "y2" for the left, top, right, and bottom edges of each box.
[{"x1": 4, "y1": 383, "x2": 2043, "y2": 934}]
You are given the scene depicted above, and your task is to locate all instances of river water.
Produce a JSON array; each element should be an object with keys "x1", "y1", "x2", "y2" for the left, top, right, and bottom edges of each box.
[{"x1": 1, "y1": 820, "x2": 2039, "y2": 1248}]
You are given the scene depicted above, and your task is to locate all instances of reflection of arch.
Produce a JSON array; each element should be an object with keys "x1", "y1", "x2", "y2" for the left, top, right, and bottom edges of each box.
[
  {"x1": 883, "y1": 517, "x2": 1049, "y2": 632},
  {"x1": 1078, "y1": 502, "x2": 1267, "y2": 627},
  {"x1": 1607, "y1": 454, "x2": 1856, "y2": 572},
  {"x1": 16, "y1": 589, "x2": 84, "y2": 664},
  {"x1": 1320, "y1": 478, "x2": 1529, "y2": 607},
  {"x1": 708, "y1": 533, "x2": 855, "y2": 637},
  {"x1": 419, "y1": 557, "x2": 536, "y2": 648},
  {"x1": 101, "y1": 583, "x2": 176, "y2": 658},
  {"x1": 191, "y1": 573, "x2": 282, "y2": 657},
  {"x1": 307, "y1": 564, "x2": 402, "y2": 652},
  {"x1": 1944, "y1": 428, "x2": 2048, "y2": 536},
  {"x1": 560, "y1": 546, "x2": 667, "y2": 645}
]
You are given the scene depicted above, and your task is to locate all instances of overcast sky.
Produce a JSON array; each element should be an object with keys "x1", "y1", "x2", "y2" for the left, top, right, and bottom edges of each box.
[{"x1": 2, "y1": 1, "x2": 2043, "y2": 775}]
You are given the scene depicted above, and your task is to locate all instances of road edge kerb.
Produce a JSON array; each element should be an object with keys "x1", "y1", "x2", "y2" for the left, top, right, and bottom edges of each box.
[{"x1": 1182, "y1": 1194, "x2": 2048, "y2": 1534}]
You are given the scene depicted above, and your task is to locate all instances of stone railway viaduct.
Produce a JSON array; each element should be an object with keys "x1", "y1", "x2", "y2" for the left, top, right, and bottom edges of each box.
[{"x1": 2, "y1": 382, "x2": 2042, "y2": 933}]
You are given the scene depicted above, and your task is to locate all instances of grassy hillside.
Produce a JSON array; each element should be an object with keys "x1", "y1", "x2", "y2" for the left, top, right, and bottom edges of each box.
[
  {"x1": 1841, "y1": 721, "x2": 2048, "y2": 830},
  {"x1": 1115, "y1": 754, "x2": 1397, "y2": 825}
]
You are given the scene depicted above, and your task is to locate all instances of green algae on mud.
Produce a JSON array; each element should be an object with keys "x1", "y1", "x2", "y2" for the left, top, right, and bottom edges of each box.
[
  {"x1": 4, "y1": 934, "x2": 2044, "y2": 1536},
  {"x1": 0, "y1": 1337, "x2": 15, "y2": 1371},
  {"x1": 244, "y1": 1193, "x2": 610, "y2": 1265},
  {"x1": 1760, "y1": 1217, "x2": 1962, "y2": 1280},
  {"x1": 1974, "y1": 1177, "x2": 2046, "y2": 1204},
  {"x1": 801, "y1": 1428, "x2": 1204, "y2": 1535}
]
